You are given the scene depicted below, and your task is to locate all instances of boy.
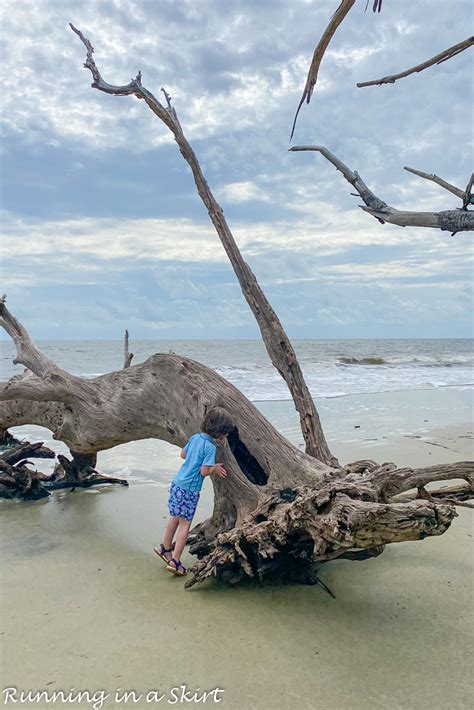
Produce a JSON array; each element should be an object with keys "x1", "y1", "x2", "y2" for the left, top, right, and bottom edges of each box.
[{"x1": 154, "y1": 406, "x2": 235, "y2": 576}]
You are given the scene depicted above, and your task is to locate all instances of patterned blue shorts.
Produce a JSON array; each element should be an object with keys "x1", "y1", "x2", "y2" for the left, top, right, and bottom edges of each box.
[{"x1": 168, "y1": 481, "x2": 200, "y2": 521}]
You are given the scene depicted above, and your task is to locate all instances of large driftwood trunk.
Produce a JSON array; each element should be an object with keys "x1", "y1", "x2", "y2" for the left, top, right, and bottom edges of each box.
[{"x1": 1, "y1": 300, "x2": 472, "y2": 588}]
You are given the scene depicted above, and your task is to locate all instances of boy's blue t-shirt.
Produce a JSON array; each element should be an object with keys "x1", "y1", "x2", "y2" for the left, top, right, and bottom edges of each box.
[{"x1": 173, "y1": 433, "x2": 216, "y2": 494}]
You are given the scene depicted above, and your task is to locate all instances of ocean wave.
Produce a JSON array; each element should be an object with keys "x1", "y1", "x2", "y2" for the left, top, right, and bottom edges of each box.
[
  {"x1": 338, "y1": 357, "x2": 386, "y2": 365},
  {"x1": 337, "y1": 355, "x2": 473, "y2": 368}
]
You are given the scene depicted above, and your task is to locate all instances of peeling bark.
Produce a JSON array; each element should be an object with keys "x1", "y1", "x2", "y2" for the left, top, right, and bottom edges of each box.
[{"x1": 290, "y1": 146, "x2": 474, "y2": 234}]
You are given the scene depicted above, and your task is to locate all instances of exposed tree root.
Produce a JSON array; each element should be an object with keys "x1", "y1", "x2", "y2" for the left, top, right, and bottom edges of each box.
[{"x1": 186, "y1": 461, "x2": 473, "y2": 588}]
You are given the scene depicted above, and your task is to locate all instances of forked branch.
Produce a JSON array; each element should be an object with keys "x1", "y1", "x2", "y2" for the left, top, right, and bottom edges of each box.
[
  {"x1": 289, "y1": 146, "x2": 474, "y2": 234},
  {"x1": 71, "y1": 24, "x2": 336, "y2": 465}
]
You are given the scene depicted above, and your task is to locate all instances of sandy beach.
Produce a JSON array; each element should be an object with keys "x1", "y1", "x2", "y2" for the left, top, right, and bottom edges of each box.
[{"x1": 1, "y1": 410, "x2": 472, "y2": 710}]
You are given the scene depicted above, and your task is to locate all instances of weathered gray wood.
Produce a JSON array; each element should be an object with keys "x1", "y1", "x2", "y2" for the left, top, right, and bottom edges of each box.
[
  {"x1": 123, "y1": 329, "x2": 133, "y2": 369},
  {"x1": 357, "y1": 36, "x2": 474, "y2": 88},
  {"x1": 186, "y1": 467, "x2": 466, "y2": 588},
  {"x1": 403, "y1": 167, "x2": 464, "y2": 200},
  {"x1": 70, "y1": 24, "x2": 336, "y2": 466},
  {"x1": 290, "y1": 146, "x2": 474, "y2": 234}
]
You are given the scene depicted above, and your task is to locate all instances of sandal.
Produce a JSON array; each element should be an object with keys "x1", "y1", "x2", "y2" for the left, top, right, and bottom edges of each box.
[
  {"x1": 153, "y1": 542, "x2": 175, "y2": 564},
  {"x1": 166, "y1": 557, "x2": 188, "y2": 576}
]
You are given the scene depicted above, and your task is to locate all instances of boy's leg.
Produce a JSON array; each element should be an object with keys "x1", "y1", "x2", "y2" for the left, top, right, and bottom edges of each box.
[
  {"x1": 172, "y1": 518, "x2": 192, "y2": 562},
  {"x1": 163, "y1": 516, "x2": 180, "y2": 553}
]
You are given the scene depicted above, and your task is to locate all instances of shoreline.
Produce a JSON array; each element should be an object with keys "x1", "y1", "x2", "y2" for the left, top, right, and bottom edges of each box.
[{"x1": 1, "y1": 416, "x2": 473, "y2": 709}]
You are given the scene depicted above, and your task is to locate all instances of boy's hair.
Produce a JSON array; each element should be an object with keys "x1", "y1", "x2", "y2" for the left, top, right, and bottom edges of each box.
[{"x1": 201, "y1": 407, "x2": 235, "y2": 438}]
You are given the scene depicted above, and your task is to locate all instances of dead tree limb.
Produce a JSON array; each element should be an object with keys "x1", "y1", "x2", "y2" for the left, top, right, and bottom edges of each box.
[
  {"x1": 357, "y1": 36, "x2": 474, "y2": 88},
  {"x1": 1, "y1": 441, "x2": 55, "y2": 466},
  {"x1": 0, "y1": 294, "x2": 94, "y2": 403},
  {"x1": 123, "y1": 329, "x2": 134, "y2": 368},
  {"x1": 290, "y1": 0, "x2": 356, "y2": 140},
  {"x1": 290, "y1": 146, "x2": 474, "y2": 234},
  {"x1": 70, "y1": 24, "x2": 336, "y2": 466},
  {"x1": 0, "y1": 442, "x2": 127, "y2": 499},
  {"x1": 403, "y1": 167, "x2": 465, "y2": 200}
]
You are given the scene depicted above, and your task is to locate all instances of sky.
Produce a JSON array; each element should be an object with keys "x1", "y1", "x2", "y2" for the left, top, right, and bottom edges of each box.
[{"x1": 0, "y1": 0, "x2": 473, "y2": 340}]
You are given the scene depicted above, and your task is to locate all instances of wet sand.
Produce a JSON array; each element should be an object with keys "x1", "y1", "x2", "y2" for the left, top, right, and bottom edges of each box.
[{"x1": 1, "y1": 422, "x2": 473, "y2": 710}]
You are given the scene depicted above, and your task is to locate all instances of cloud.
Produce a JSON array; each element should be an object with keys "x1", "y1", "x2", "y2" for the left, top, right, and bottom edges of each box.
[
  {"x1": 0, "y1": 0, "x2": 472, "y2": 339},
  {"x1": 216, "y1": 181, "x2": 269, "y2": 203}
]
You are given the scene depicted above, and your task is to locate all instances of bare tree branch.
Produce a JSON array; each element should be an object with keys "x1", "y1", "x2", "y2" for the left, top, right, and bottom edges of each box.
[
  {"x1": 290, "y1": 145, "x2": 474, "y2": 234},
  {"x1": 0, "y1": 295, "x2": 92, "y2": 403},
  {"x1": 71, "y1": 24, "x2": 337, "y2": 466},
  {"x1": 403, "y1": 167, "x2": 464, "y2": 200},
  {"x1": 290, "y1": 0, "x2": 356, "y2": 140},
  {"x1": 123, "y1": 329, "x2": 133, "y2": 369},
  {"x1": 0, "y1": 294, "x2": 63, "y2": 378},
  {"x1": 357, "y1": 36, "x2": 474, "y2": 88}
]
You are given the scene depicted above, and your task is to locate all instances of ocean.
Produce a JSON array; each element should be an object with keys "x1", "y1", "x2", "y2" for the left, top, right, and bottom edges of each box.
[
  {"x1": 1, "y1": 338, "x2": 472, "y2": 400},
  {"x1": 1, "y1": 338, "x2": 472, "y2": 455}
]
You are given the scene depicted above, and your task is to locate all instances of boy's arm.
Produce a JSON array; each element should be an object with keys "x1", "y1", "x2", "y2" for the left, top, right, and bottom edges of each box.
[
  {"x1": 200, "y1": 440, "x2": 227, "y2": 477},
  {"x1": 200, "y1": 463, "x2": 227, "y2": 478}
]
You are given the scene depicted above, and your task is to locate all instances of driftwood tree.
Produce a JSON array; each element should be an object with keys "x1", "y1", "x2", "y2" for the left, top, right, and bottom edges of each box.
[{"x1": 1, "y1": 26, "x2": 473, "y2": 590}]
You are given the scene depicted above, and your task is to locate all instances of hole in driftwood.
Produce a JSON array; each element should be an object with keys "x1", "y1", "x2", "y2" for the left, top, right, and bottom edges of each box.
[{"x1": 227, "y1": 427, "x2": 268, "y2": 486}]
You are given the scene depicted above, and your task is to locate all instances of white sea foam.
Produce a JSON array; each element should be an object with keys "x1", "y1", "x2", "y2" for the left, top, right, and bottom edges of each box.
[{"x1": 1, "y1": 338, "x2": 472, "y2": 403}]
